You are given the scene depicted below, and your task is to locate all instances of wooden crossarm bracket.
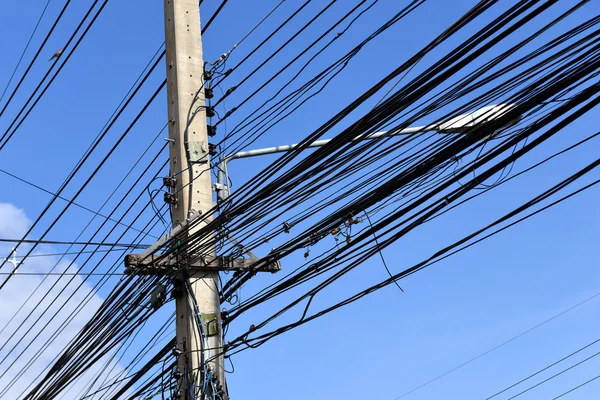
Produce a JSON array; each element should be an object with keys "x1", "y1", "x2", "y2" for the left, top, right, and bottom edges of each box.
[{"x1": 124, "y1": 253, "x2": 281, "y2": 275}]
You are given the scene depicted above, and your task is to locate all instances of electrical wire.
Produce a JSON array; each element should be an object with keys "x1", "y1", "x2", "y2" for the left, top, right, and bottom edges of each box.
[{"x1": 0, "y1": 0, "x2": 53, "y2": 105}]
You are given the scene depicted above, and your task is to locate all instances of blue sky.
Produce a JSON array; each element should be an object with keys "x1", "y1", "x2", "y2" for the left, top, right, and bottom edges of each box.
[{"x1": 0, "y1": 1, "x2": 599, "y2": 399}]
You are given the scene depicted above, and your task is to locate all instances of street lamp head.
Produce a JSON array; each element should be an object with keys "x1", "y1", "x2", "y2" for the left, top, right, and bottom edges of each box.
[{"x1": 436, "y1": 103, "x2": 521, "y2": 135}]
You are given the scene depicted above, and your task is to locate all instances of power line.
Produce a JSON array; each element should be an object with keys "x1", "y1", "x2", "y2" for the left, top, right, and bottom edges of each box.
[
  {"x1": 0, "y1": 79, "x2": 167, "y2": 290},
  {"x1": 0, "y1": 0, "x2": 53, "y2": 105},
  {"x1": 9, "y1": 1, "x2": 600, "y2": 397},
  {"x1": 0, "y1": 272, "x2": 126, "y2": 276},
  {"x1": 0, "y1": 0, "x2": 72, "y2": 116},
  {"x1": 4, "y1": 247, "x2": 135, "y2": 259},
  {"x1": 364, "y1": 212, "x2": 403, "y2": 293},
  {"x1": 0, "y1": 238, "x2": 150, "y2": 248},
  {"x1": 215, "y1": 0, "x2": 597, "y2": 309},
  {"x1": 202, "y1": 0, "x2": 228, "y2": 34},
  {"x1": 232, "y1": 0, "x2": 286, "y2": 51},
  {"x1": 393, "y1": 291, "x2": 600, "y2": 399},
  {"x1": 552, "y1": 373, "x2": 600, "y2": 399},
  {"x1": 0, "y1": 167, "x2": 159, "y2": 239},
  {"x1": 0, "y1": 0, "x2": 108, "y2": 150},
  {"x1": 502, "y1": 344, "x2": 600, "y2": 399}
]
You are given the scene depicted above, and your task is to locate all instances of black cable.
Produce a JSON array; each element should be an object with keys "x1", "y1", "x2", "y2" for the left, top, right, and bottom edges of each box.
[
  {"x1": 0, "y1": 114, "x2": 165, "y2": 240},
  {"x1": 215, "y1": 10, "x2": 600, "y2": 348},
  {"x1": 0, "y1": 79, "x2": 166, "y2": 290},
  {"x1": 500, "y1": 344, "x2": 600, "y2": 399},
  {"x1": 364, "y1": 212, "x2": 403, "y2": 293},
  {"x1": 551, "y1": 373, "x2": 600, "y2": 399},
  {"x1": 202, "y1": 0, "x2": 228, "y2": 34},
  {"x1": 0, "y1": 0, "x2": 72, "y2": 117},
  {"x1": 212, "y1": 0, "x2": 338, "y2": 109},
  {"x1": 211, "y1": 0, "x2": 312, "y2": 87},
  {"x1": 0, "y1": 168, "x2": 170, "y2": 390},
  {"x1": 393, "y1": 290, "x2": 600, "y2": 399},
  {"x1": 0, "y1": 0, "x2": 109, "y2": 150},
  {"x1": 214, "y1": 0, "x2": 592, "y2": 270},
  {"x1": 0, "y1": 0, "x2": 52, "y2": 105},
  {"x1": 0, "y1": 238, "x2": 150, "y2": 248},
  {"x1": 15, "y1": 1, "x2": 600, "y2": 397},
  {"x1": 232, "y1": 0, "x2": 286, "y2": 51}
]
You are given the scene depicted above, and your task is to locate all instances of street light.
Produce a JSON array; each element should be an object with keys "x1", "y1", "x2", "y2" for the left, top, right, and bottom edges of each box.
[
  {"x1": 436, "y1": 103, "x2": 520, "y2": 133},
  {"x1": 215, "y1": 104, "x2": 520, "y2": 202}
]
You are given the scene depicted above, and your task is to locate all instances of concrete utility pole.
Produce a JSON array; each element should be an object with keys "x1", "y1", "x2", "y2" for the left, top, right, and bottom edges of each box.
[
  {"x1": 125, "y1": 2, "x2": 280, "y2": 386},
  {"x1": 163, "y1": 0, "x2": 225, "y2": 397}
]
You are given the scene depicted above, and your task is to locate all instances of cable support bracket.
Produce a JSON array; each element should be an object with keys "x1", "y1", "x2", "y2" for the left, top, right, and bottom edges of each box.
[{"x1": 124, "y1": 254, "x2": 281, "y2": 275}]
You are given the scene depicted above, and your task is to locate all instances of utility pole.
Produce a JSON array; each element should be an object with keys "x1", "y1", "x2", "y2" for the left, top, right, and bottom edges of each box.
[
  {"x1": 163, "y1": 0, "x2": 225, "y2": 397},
  {"x1": 125, "y1": 2, "x2": 293, "y2": 397}
]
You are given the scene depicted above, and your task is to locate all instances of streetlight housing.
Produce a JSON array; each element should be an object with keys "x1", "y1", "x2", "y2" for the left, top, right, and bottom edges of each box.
[{"x1": 436, "y1": 103, "x2": 520, "y2": 135}]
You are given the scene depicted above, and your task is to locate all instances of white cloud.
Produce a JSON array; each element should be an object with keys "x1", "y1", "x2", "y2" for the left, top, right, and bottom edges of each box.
[
  {"x1": 0, "y1": 203, "x2": 128, "y2": 399},
  {"x1": 0, "y1": 203, "x2": 30, "y2": 239}
]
